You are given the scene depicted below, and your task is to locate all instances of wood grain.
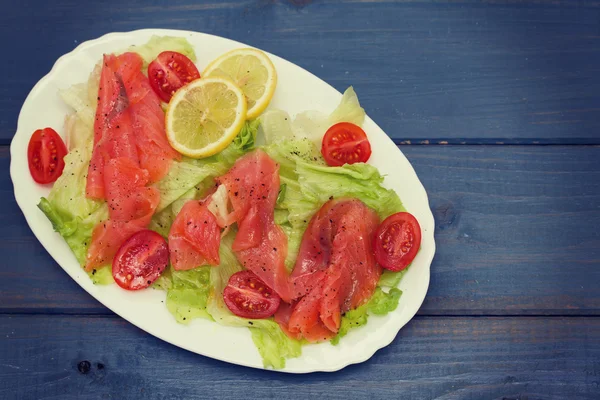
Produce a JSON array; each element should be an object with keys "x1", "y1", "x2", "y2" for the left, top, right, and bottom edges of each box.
[
  {"x1": 1, "y1": 0, "x2": 599, "y2": 143},
  {"x1": 2, "y1": 145, "x2": 599, "y2": 315},
  {"x1": 0, "y1": 315, "x2": 599, "y2": 399}
]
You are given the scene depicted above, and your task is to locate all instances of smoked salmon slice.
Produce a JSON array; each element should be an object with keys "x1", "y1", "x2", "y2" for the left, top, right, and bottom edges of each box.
[
  {"x1": 85, "y1": 157, "x2": 159, "y2": 271},
  {"x1": 116, "y1": 52, "x2": 180, "y2": 183},
  {"x1": 217, "y1": 149, "x2": 292, "y2": 302},
  {"x1": 85, "y1": 52, "x2": 179, "y2": 270},
  {"x1": 86, "y1": 54, "x2": 138, "y2": 199},
  {"x1": 276, "y1": 199, "x2": 381, "y2": 342},
  {"x1": 168, "y1": 200, "x2": 221, "y2": 271}
]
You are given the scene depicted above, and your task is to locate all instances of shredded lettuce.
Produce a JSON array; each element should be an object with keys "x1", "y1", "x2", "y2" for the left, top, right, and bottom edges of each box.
[
  {"x1": 39, "y1": 196, "x2": 109, "y2": 282},
  {"x1": 59, "y1": 63, "x2": 100, "y2": 149},
  {"x1": 153, "y1": 266, "x2": 212, "y2": 324},
  {"x1": 38, "y1": 198, "x2": 101, "y2": 265},
  {"x1": 233, "y1": 119, "x2": 260, "y2": 152},
  {"x1": 259, "y1": 109, "x2": 295, "y2": 144},
  {"x1": 127, "y1": 35, "x2": 197, "y2": 68},
  {"x1": 368, "y1": 287, "x2": 403, "y2": 315},
  {"x1": 248, "y1": 321, "x2": 302, "y2": 370},
  {"x1": 152, "y1": 160, "x2": 224, "y2": 214},
  {"x1": 260, "y1": 86, "x2": 365, "y2": 146},
  {"x1": 38, "y1": 186, "x2": 108, "y2": 273},
  {"x1": 332, "y1": 307, "x2": 368, "y2": 346},
  {"x1": 46, "y1": 146, "x2": 105, "y2": 217},
  {"x1": 89, "y1": 265, "x2": 113, "y2": 285},
  {"x1": 276, "y1": 183, "x2": 287, "y2": 205},
  {"x1": 329, "y1": 86, "x2": 366, "y2": 126},
  {"x1": 331, "y1": 287, "x2": 402, "y2": 345},
  {"x1": 59, "y1": 93, "x2": 94, "y2": 149},
  {"x1": 295, "y1": 161, "x2": 405, "y2": 219},
  {"x1": 206, "y1": 231, "x2": 302, "y2": 369},
  {"x1": 378, "y1": 269, "x2": 407, "y2": 288}
]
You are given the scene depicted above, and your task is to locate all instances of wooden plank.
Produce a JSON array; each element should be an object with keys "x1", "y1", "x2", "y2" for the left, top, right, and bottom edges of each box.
[
  {"x1": 0, "y1": 315, "x2": 599, "y2": 399},
  {"x1": 413, "y1": 145, "x2": 600, "y2": 315},
  {"x1": 2, "y1": 145, "x2": 599, "y2": 315},
  {"x1": 2, "y1": 0, "x2": 600, "y2": 143}
]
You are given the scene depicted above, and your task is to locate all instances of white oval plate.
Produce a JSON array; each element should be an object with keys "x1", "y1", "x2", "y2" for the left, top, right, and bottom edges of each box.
[{"x1": 10, "y1": 29, "x2": 435, "y2": 373}]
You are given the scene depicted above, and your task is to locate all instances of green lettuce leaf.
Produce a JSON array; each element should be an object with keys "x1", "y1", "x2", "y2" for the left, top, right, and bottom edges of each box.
[
  {"x1": 295, "y1": 161, "x2": 405, "y2": 220},
  {"x1": 368, "y1": 287, "x2": 403, "y2": 315},
  {"x1": 331, "y1": 287, "x2": 402, "y2": 345},
  {"x1": 155, "y1": 266, "x2": 213, "y2": 324},
  {"x1": 206, "y1": 231, "x2": 302, "y2": 369},
  {"x1": 331, "y1": 305, "x2": 369, "y2": 346},
  {"x1": 46, "y1": 146, "x2": 106, "y2": 220},
  {"x1": 59, "y1": 64, "x2": 100, "y2": 149},
  {"x1": 249, "y1": 320, "x2": 302, "y2": 370},
  {"x1": 88, "y1": 266, "x2": 113, "y2": 285},
  {"x1": 127, "y1": 35, "x2": 197, "y2": 68},
  {"x1": 38, "y1": 197, "x2": 107, "y2": 269},
  {"x1": 260, "y1": 87, "x2": 365, "y2": 146},
  {"x1": 328, "y1": 86, "x2": 366, "y2": 127},
  {"x1": 378, "y1": 269, "x2": 407, "y2": 288},
  {"x1": 152, "y1": 159, "x2": 224, "y2": 214},
  {"x1": 233, "y1": 119, "x2": 260, "y2": 152},
  {"x1": 276, "y1": 183, "x2": 287, "y2": 205}
]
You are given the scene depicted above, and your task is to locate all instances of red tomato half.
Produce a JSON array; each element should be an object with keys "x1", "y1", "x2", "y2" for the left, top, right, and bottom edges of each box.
[
  {"x1": 321, "y1": 122, "x2": 372, "y2": 167},
  {"x1": 112, "y1": 230, "x2": 169, "y2": 290},
  {"x1": 148, "y1": 51, "x2": 200, "y2": 102},
  {"x1": 224, "y1": 271, "x2": 281, "y2": 319},
  {"x1": 373, "y1": 212, "x2": 421, "y2": 272},
  {"x1": 27, "y1": 127, "x2": 68, "y2": 184}
]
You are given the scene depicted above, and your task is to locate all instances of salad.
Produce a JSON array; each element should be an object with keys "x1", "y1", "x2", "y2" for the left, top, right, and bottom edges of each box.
[{"x1": 28, "y1": 36, "x2": 422, "y2": 369}]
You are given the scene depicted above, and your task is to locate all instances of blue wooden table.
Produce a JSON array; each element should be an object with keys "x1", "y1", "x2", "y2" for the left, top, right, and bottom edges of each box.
[{"x1": 2, "y1": 1, "x2": 600, "y2": 399}]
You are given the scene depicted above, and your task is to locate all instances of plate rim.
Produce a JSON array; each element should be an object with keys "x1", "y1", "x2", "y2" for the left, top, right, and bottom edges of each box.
[{"x1": 10, "y1": 28, "x2": 436, "y2": 373}]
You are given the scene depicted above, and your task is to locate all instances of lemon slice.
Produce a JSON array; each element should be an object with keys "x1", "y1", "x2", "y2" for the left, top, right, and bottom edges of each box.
[
  {"x1": 166, "y1": 77, "x2": 247, "y2": 158},
  {"x1": 203, "y1": 48, "x2": 277, "y2": 119}
]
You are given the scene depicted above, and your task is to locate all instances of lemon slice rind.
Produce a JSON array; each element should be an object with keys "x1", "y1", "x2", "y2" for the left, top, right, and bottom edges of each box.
[{"x1": 203, "y1": 48, "x2": 277, "y2": 119}]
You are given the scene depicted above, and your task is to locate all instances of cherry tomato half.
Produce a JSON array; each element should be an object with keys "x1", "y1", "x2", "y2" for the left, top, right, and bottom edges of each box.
[
  {"x1": 373, "y1": 212, "x2": 421, "y2": 272},
  {"x1": 27, "y1": 127, "x2": 68, "y2": 184},
  {"x1": 148, "y1": 51, "x2": 200, "y2": 102},
  {"x1": 224, "y1": 271, "x2": 281, "y2": 319},
  {"x1": 112, "y1": 230, "x2": 169, "y2": 290},
  {"x1": 321, "y1": 122, "x2": 372, "y2": 167}
]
